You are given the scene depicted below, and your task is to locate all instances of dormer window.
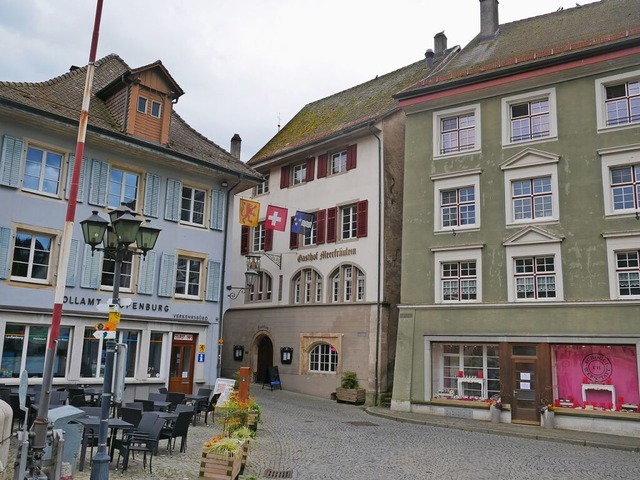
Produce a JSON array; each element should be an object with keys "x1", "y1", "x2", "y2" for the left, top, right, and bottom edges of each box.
[
  {"x1": 150, "y1": 101, "x2": 162, "y2": 118},
  {"x1": 137, "y1": 96, "x2": 148, "y2": 114}
]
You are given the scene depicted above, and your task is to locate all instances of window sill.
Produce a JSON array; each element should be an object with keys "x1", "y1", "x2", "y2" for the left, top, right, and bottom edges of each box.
[
  {"x1": 502, "y1": 136, "x2": 558, "y2": 149},
  {"x1": 553, "y1": 407, "x2": 640, "y2": 421},
  {"x1": 428, "y1": 398, "x2": 510, "y2": 411}
]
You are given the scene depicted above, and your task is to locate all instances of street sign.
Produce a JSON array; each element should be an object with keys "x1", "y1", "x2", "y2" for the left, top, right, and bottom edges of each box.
[
  {"x1": 198, "y1": 344, "x2": 206, "y2": 353},
  {"x1": 108, "y1": 311, "x2": 121, "y2": 324},
  {"x1": 96, "y1": 303, "x2": 110, "y2": 313},
  {"x1": 218, "y1": 338, "x2": 224, "y2": 345},
  {"x1": 197, "y1": 353, "x2": 205, "y2": 363}
]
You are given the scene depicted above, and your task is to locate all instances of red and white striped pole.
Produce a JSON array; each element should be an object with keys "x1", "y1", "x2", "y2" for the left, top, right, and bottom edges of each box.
[{"x1": 30, "y1": 0, "x2": 104, "y2": 468}]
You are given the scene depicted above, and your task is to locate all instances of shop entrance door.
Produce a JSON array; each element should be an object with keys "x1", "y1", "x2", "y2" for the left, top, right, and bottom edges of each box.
[
  {"x1": 510, "y1": 344, "x2": 539, "y2": 425},
  {"x1": 255, "y1": 335, "x2": 273, "y2": 384},
  {"x1": 169, "y1": 333, "x2": 196, "y2": 394}
]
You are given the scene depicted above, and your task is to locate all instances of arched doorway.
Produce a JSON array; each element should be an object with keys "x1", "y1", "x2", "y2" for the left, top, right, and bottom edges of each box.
[{"x1": 255, "y1": 335, "x2": 273, "y2": 384}]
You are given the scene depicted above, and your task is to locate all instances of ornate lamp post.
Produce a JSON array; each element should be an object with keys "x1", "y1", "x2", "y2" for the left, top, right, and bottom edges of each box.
[
  {"x1": 225, "y1": 254, "x2": 260, "y2": 298},
  {"x1": 79, "y1": 207, "x2": 160, "y2": 480}
]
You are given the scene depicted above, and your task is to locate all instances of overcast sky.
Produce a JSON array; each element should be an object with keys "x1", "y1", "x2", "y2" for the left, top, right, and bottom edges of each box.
[{"x1": 1, "y1": 0, "x2": 598, "y2": 161}]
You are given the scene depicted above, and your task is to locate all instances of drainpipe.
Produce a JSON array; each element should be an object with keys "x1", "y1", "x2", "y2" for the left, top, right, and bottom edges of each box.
[
  {"x1": 368, "y1": 121, "x2": 382, "y2": 406},
  {"x1": 217, "y1": 180, "x2": 241, "y2": 379}
]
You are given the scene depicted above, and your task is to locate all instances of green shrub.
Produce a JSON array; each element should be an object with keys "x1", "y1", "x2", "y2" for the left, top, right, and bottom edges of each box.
[{"x1": 340, "y1": 371, "x2": 360, "y2": 389}]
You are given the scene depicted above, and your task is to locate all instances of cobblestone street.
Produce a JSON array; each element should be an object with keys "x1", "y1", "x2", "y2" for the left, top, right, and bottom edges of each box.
[{"x1": 7, "y1": 386, "x2": 640, "y2": 479}]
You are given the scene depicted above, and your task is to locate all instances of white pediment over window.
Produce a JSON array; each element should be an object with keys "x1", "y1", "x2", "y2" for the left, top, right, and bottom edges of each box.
[
  {"x1": 503, "y1": 225, "x2": 564, "y2": 246},
  {"x1": 500, "y1": 148, "x2": 560, "y2": 171}
]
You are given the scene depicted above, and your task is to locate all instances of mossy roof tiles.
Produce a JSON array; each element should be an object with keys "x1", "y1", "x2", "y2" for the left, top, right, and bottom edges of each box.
[{"x1": 0, "y1": 54, "x2": 259, "y2": 179}]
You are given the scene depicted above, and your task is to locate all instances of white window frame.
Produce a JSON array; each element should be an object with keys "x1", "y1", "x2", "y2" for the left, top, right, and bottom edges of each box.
[
  {"x1": 433, "y1": 104, "x2": 481, "y2": 159},
  {"x1": 303, "y1": 213, "x2": 317, "y2": 246},
  {"x1": 175, "y1": 255, "x2": 203, "y2": 300},
  {"x1": 292, "y1": 163, "x2": 306, "y2": 185},
  {"x1": 292, "y1": 268, "x2": 323, "y2": 304},
  {"x1": 595, "y1": 69, "x2": 640, "y2": 132},
  {"x1": 502, "y1": 159, "x2": 559, "y2": 226},
  {"x1": 308, "y1": 343, "x2": 338, "y2": 373},
  {"x1": 253, "y1": 222, "x2": 266, "y2": 252},
  {"x1": 433, "y1": 246, "x2": 483, "y2": 304},
  {"x1": 10, "y1": 228, "x2": 55, "y2": 285},
  {"x1": 501, "y1": 88, "x2": 557, "y2": 147},
  {"x1": 432, "y1": 170, "x2": 481, "y2": 233},
  {"x1": 150, "y1": 100, "x2": 162, "y2": 118},
  {"x1": 22, "y1": 144, "x2": 64, "y2": 198},
  {"x1": 180, "y1": 185, "x2": 207, "y2": 226},
  {"x1": 604, "y1": 233, "x2": 640, "y2": 300},
  {"x1": 329, "y1": 264, "x2": 365, "y2": 303},
  {"x1": 505, "y1": 242, "x2": 563, "y2": 302},
  {"x1": 331, "y1": 150, "x2": 347, "y2": 174},
  {"x1": 100, "y1": 250, "x2": 135, "y2": 293},
  {"x1": 600, "y1": 145, "x2": 640, "y2": 217},
  {"x1": 137, "y1": 96, "x2": 148, "y2": 114},
  {"x1": 255, "y1": 175, "x2": 269, "y2": 196},
  {"x1": 341, "y1": 205, "x2": 357, "y2": 240},
  {"x1": 107, "y1": 166, "x2": 140, "y2": 210},
  {"x1": 248, "y1": 271, "x2": 272, "y2": 303}
]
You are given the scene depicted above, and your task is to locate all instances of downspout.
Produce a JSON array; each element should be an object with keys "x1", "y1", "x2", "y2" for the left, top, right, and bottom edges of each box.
[
  {"x1": 217, "y1": 180, "x2": 242, "y2": 379},
  {"x1": 368, "y1": 122, "x2": 382, "y2": 406}
]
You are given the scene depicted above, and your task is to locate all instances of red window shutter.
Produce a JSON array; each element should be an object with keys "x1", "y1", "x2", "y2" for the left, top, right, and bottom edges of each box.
[
  {"x1": 317, "y1": 154, "x2": 328, "y2": 178},
  {"x1": 316, "y1": 209, "x2": 326, "y2": 245},
  {"x1": 346, "y1": 144, "x2": 357, "y2": 170},
  {"x1": 305, "y1": 157, "x2": 315, "y2": 182},
  {"x1": 356, "y1": 200, "x2": 368, "y2": 238},
  {"x1": 289, "y1": 216, "x2": 299, "y2": 249},
  {"x1": 326, "y1": 207, "x2": 337, "y2": 243},
  {"x1": 265, "y1": 228, "x2": 273, "y2": 251},
  {"x1": 240, "y1": 225, "x2": 249, "y2": 254},
  {"x1": 280, "y1": 165, "x2": 290, "y2": 189}
]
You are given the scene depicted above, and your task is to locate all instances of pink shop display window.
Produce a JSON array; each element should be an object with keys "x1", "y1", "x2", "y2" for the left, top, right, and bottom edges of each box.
[{"x1": 554, "y1": 345, "x2": 639, "y2": 409}]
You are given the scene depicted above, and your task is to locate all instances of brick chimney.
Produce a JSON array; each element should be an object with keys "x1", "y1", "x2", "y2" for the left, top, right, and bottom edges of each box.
[
  {"x1": 230, "y1": 133, "x2": 242, "y2": 159},
  {"x1": 479, "y1": 0, "x2": 499, "y2": 40},
  {"x1": 434, "y1": 31, "x2": 447, "y2": 55}
]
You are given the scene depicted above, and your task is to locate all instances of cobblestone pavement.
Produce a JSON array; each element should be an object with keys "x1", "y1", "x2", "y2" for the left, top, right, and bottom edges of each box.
[{"x1": 6, "y1": 386, "x2": 640, "y2": 479}]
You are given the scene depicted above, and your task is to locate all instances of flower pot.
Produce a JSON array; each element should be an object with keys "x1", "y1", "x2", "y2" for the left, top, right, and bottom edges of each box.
[
  {"x1": 200, "y1": 449, "x2": 242, "y2": 479},
  {"x1": 335, "y1": 388, "x2": 366, "y2": 405},
  {"x1": 542, "y1": 410, "x2": 555, "y2": 429},
  {"x1": 490, "y1": 404, "x2": 501, "y2": 424}
]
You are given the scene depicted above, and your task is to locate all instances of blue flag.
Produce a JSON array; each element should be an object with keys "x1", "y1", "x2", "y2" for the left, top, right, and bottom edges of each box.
[{"x1": 291, "y1": 211, "x2": 314, "y2": 234}]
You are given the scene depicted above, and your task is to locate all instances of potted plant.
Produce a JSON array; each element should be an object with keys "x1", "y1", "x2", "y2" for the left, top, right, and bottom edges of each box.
[
  {"x1": 231, "y1": 427, "x2": 255, "y2": 475},
  {"x1": 200, "y1": 435, "x2": 243, "y2": 479},
  {"x1": 335, "y1": 371, "x2": 366, "y2": 405},
  {"x1": 538, "y1": 403, "x2": 556, "y2": 429},
  {"x1": 487, "y1": 397, "x2": 502, "y2": 424}
]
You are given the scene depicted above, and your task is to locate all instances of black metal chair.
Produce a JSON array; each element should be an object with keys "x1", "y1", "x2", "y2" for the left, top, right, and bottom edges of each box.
[
  {"x1": 165, "y1": 392, "x2": 185, "y2": 412},
  {"x1": 160, "y1": 409, "x2": 192, "y2": 454},
  {"x1": 68, "y1": 387, "x2": 86, "y2": 407},
  {"x1": 204, "y1": 393, "x2": 221, "y2": 424},
  {"x1": 158, "y1": 387, "x2": 168, "y2": 394},
  {"x1": 120, "y1": 407, "x2": 143, "y2": 429},
  {"x1": 116, "y1": 414, "x2": 164, "y2": 474}
]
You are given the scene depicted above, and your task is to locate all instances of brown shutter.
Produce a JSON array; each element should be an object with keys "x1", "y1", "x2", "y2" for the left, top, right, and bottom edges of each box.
[
  {"x1": 305, "y1": 157, "x2": 315, "y2": 182},
  {"x1": 317, "y1": 154, "x2": 328, "y2": 178},
  {"x1": 265, "y1": 228, "x2": 273, "y2": 251},
  {"x1": 280, "y1": 165, "x2": 290, "y2": 189},
  {"x1": 316, "y1": 209, "x2": 326, "y2": 245},
  {"x1": 326, "y1": 207, "x2": 337, "y2": 243},
  {"x1": 356, "y1": 200, "x2": 368, "y2": 238},
  {"x1": 289, "y1": 216, "x2": 299, "y2": 249},
  {"x1": 346, "y1": 144, "x2": 357, "y2": 170},
  {"x1": 241, "y1": 225, "x2": 249, "y2": 254}
]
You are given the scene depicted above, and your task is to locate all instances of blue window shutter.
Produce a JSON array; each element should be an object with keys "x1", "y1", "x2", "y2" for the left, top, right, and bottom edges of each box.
[
  {"x1": 80, "y1": 244, "x2": 103, "y2": 289},
  {"x1": 143, "y1": 173, "x2": 161, "y2": 218},
  {"x1": 137, "y1": 250, "x2": 157, "y2": 295},
  {"x1": 88, "y1": 158, "x2": 109, "y2": 206},
  {"x1": 164, "y1": 178, "x2": 181, "y2": 222},
  {"x1": 65, "y1": 239, "x2": 79, "y2": 287},
  {"x1": 157, "y1": 253, "x2": 176, "y2": 297},
  {"x1": 65, "y1": 154, "x2": 87, "y2": 202},
  {"x1": 205, "y1": 260, "x2": 221, "y2": 302},
  {"x1": 0, "y1": 135, "x2": 24, "y2": 188},
  {"x1": 0, "y1": 226, "x2": 12, "y2": 279},
  {"x1": 210, "y1": 189, "x2": 226, "y2": 230}
]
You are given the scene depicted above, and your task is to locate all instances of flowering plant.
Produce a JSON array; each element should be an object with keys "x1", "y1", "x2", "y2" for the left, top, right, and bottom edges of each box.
[
  {"x1": 487, "y1": 395, "x2": 502, "y2": 410},
  {"x1": 203, "y1": 434, "x2": 242, "y2": 455},
  {"x1": 538, "y1": 403, "x2": 555, "y2": 414}
]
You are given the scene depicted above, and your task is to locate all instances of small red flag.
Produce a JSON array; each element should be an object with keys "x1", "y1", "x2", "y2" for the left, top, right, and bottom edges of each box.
[{"x1": 265, "y1": 205, "x2": 288, "y2": 231}]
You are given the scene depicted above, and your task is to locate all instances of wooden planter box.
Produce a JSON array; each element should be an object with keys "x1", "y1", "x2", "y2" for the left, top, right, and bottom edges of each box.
[
  {"x1": 247, "y1": 410, "x2": 259, "y2": 432},
  {"x1": 199, "y1": 449, "x2": 242, "y2": 479},
  {"x1": 336, "y1": 388, "x2": 366, "y2": 405}
]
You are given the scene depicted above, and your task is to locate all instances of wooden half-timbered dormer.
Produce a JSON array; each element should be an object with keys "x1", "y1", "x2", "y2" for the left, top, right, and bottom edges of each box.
[{"x1": 97, "y1": 60, "x2": 184, "y2": 145}]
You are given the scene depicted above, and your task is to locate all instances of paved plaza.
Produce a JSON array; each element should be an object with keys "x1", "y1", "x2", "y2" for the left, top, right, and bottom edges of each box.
[{"x1": 6, "y1": 386, "x2": 640, "y2": 479}]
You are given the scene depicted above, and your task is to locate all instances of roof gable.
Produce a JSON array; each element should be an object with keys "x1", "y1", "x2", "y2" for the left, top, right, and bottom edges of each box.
[
  {"x1": 503, "y1": 226, "x2": 564, "y2": 246},
  {"x1": 500, "y1": 148, "x2": 560, "y2": 171}
]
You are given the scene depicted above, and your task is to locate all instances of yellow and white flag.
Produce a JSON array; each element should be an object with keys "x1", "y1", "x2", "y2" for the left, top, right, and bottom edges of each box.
[{"x1": 239, "y1": 198, "x2": 260, "y2": 227}]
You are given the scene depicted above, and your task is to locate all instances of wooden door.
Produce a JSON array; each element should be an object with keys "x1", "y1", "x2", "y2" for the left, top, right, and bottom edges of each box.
[
  {"x1": 255, "y1": 335, "x2": 273, "y2": 384},
  {"x1": 168, "y1": 333, "x2": 195, "y2": 394},
  {"x1": 510, "y1": 344, "x2": 539, "y2": 425}
]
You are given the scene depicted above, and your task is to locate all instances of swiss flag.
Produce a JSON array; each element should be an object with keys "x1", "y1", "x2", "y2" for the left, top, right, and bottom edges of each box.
[{"x1": 265, "y1": 205, "x2": 288, "y2": 231}]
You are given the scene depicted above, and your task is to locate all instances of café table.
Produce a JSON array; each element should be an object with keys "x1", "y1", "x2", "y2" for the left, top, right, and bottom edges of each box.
[
  {"x1": 184, "y1": 394, "x2": 209, "y2": 425},
  {"x1": 74, "y1": 415, "x2": 133, "y2": 471},
  {"x1": 135, "y1": 398, "x2": 171, "y2": 412}
]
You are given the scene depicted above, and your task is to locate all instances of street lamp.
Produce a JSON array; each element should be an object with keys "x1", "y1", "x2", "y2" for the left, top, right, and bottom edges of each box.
[
  {"x1": 226, "y1": 254, "x2": 260, "y2": 298},
  {"x1": 80, "y1": 207, "x2": 160, "y2": 480}
]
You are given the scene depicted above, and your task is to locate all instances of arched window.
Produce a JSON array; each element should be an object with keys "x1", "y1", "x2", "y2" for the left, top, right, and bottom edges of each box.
[
  {"x1": 292, "y1": 268, "x2": 323, "y2": 304},
  {"x1": 309, "y1": 343, "x2": 338, "y2": 373},
  {"x1": 247, "y1": 271, "x2": 272, "y2": 303},
  {"x1": 329, "y1": 264, "x2": 365, "y2": 303}
]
